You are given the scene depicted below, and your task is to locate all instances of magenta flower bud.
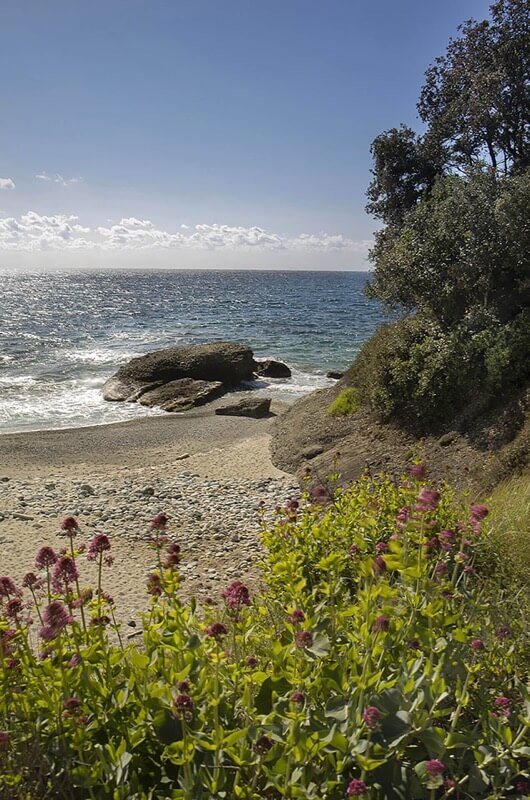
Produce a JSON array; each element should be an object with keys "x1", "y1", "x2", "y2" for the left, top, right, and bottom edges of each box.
[
  {"x1": 253, "y1": 735, "x2": 273, "y2": 754},
  {"x1": 146, "y1": 571, "x2": 163, "y2": 596},
  {"x1": 88, "y1": 533, "x2": 111, "y2": 555},
  {"x1": 174, "y1": 693, "x2": 194, "y2": 720},
  {"x1": 362, "y1": 706, "x2": 381, "y2": 729},
  {"x1": 375, "y1": 541, "x2": 388, "y2": 554},
  {"x1": 494, "y1": 696, "x2": 511, "y2": 716},
  {"x1": 245, "y1": 655, "x2": 258, "y2": 668},
  {"x1": 415, "y1": 487, "x2": 441, "y2": 512},
  {"x1": 221, "y1": 580, "x2": 251, "y2": 609},
  {"x1": 5, "y1": 598, "x2": 23, "y2": 619},
  {"x1": 409, "y1": 462, "x2": 427, "y2": 479},
  {"x1": 43, "y1": 600, "x2": 73, "y2": 631},
  {"x1": 63, "y1": 697, "x2": 82, "y2": 711},
  {"x1": 22, "y1": 572, "x2": 40, "y2": 589},
  {"x1": 150, "y1": 513, "x2": 168, "y2": 529},
  {"x1": 496, "y1": 625, "x2": 511, "y2": 640},
  {"x1": 176, "y1": 680, "x2": 190, "y2": 692},
  {"x1": 372, "y1": 615, "x2": 389, "y2": 633},
  {"x1": 206, "y1": 622, "x2": 228, "y2": 639},
  {"x1": 68, "y1": 654, "x2": 82, "y2": 668},
  {"x1": 61, "y1": 516, "x2": 79, "y2": 533},
  {"x1": 471, "y1": 639, "x2": 484, "y2": 651},
  {"x1": 425, "y1": 759, "x2": 445, "y2": 777},
  {"x1": 289, "y1": 608, "x2": 305, "y2": 624},
  {"x1": 396, "y1": 506, "x2": 410, "y2": 528},
  {"x1": 0, "y1": 576, "x2": 19, "y2": 598},
  {"x1": 52, "y1": 556, "x2": 79, "y2": 587},
  {"x1": 286, "y1": 498, "x2": 299, "y2": 512},
  {"x1": 470, "y1": 504, "x2": 488, "y2": 521},
  {"x1": 372, "y1": 555, "x2": 386, "y2": 576},
  {"x1": 290, "y1": 691, "x2": 306, "y2": 704},
  {"x1": 295, "y1": 630, "x2": 313, "y2": 649},
  {"x1": 346, "y1": 778, "x2": 368, "y2": 796}
]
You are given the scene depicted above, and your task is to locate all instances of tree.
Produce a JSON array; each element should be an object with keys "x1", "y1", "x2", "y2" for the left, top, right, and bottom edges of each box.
[{"x1": 418, "y1": 0, "x2": 530, "y2": 174}]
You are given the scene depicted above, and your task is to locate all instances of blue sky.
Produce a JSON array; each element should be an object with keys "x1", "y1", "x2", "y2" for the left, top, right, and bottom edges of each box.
[{"x1": 0, "y1": 0, "x2": 491, "y2": 269}]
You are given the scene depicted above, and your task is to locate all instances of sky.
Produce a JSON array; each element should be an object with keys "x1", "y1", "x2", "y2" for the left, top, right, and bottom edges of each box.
[{"x1": 0, "y1": 0, "x2": 492, "y2": 270}]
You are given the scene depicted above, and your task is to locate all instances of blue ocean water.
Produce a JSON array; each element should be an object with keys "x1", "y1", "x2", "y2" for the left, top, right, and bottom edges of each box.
[{"x1": 0, "y1": 269, "x2": 389, "y2": 433}]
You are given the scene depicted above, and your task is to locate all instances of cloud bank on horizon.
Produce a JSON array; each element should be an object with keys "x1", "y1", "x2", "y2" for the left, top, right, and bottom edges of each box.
[{"x1": 0, "y1": 211, "x2": 371, "y2": 268}]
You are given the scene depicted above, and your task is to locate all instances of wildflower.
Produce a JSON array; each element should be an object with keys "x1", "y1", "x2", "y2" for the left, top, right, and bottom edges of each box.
[
  {"x1": 90, "y1": 615, "x2": 111, "y2": 627},
  {"x1": 146, "y1": 571, "x2": 163, "y2": 597},
  {"x1": 0, "y1": 731, "x2": 9, "y2": 750},
  {"x1": 496, "y1": 625, "x2": 511, "y2": 640},
  {"x1": 52, "y1": 556, "x2": 79, "y2": 589},
  {"x1": 0, "y1": 629, "x2": 16, "y2": 656},
  {"x1": 164, "y1": 542, "x2": 181, "y2": 568},
  {"x1": 63, "y1": 697, "x2": 82, "y2": 712},
  {"x1": 494, "y1": 696, "x2": 511, "y2": 717},
  {"x1": 346, "y1": 778, "x2": 368, "y2": 796},
  {"x1": 310, "y1": 485, "x2": 331, "y2": 505},
  {"x1": 40, "y1": 625, "x2": 58, "y2": 641},
  {"x1": 245, "y1": 655, "x2": 258, "y2": 668},
  {"x1": 463, "y1": 565, "x2": 475, "y2": 574},
  {"x1": 425, "y1": 760, "x2": 445, "y2": 778},
  {"x1": 22, "y1": 572, "x2": 40, "y2": 589},
  {"x1": 5, "y1": 598, "x2": 23, "y2": 619},
  {"x1": 205, "y1": 622, "x2": 228, "y2": 639},
  {"x1": 435, "y1": 562, "x2": 448, "y2": 575},
  {"x1": 68, "y1": 653, "x2": 82, "y2": 668},
  {"x1": 60, "y1": 516, "x2": 79, "y2": 533},
  {"x1": 409, "y1": 462, "x2": 427, "y2": 479},
  {"x1": 362, "y1": 706, "x2": 381, "y2": 730},
  {"x1": 174, "y1": 693, "x2": 194, "y2": 720},
  {"x1": 290, "y1": 691, "x2": 306, "y2": 704},
  {"x1": 150, "y1": 513, "x2": 168, "y2": 529},
  {"x1": 87, "y1": 533, "x2": 111, "y2": 559},
  {"x1": 289, "y1": 608, "x2": 305, "y2": 624},
  {"x1": 471, "y1": 639, "x2": 485, "y2": 651},
  {"x1": 470, "y1": 504, "x2": 488, "y2": 521},
  {"x1": 0, "y1": 577, "x2": 19, "y2": 598},
  {"x1": 295, "y1": 630, "x2": 313, "y2": 649},
  {"x1": 286, "y1": 498, "x2": 299, "y2": 513},
  {"x1": 349, "y1": 544, "x2": 361, "y2": 558},
  {"x1": 372, "y1": 555, "x2": 386, "y2": 576},
  {"x1": 221, "y1": 580, "x2": 250, "y2": 609},
  {"x1": 72, "y1": 588, "x2": 93, "y2": 609},
  {"x1": 253, "y1": 735, "x2": 273, "y2": 754},
  {"x1": 396, "y1": 506, "x2": 410, "y2": 528},
  {"x1": 415, "y1": 487, "x2": 441, "y2": 513},
  {"x1": 372, "y1": 615, "x2": 389, "y2": 633},
  {"x1": 176, "y1": 680, "x2": 190, "y2": 692},
  {"x1": 455, "y1": 551, "x2": 468, "y2": 563},
  {"x1": 443, "y1": 778, "x2": 457, "y2": 791},
  {"x1": 43, "y1": 600, "x2": 73, "y2": 632},
  {"x1": 375, "y1": 541, "x2": 388, "y2": 554},
  {"x1": 7, "y1": 658, "x2": 21, "y2": 670}
]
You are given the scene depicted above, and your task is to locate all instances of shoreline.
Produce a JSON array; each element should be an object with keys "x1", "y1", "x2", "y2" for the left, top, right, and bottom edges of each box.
[{"x1": 0, "y1": 401, "x2": 297, "y2": 622}]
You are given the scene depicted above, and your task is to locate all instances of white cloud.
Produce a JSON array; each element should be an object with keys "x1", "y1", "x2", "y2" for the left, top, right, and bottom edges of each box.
[
  {"x1": 35, "y1": 172, "x2": 82, "y2": 187},
  {"x1": 0, "y1": 178, "x2": 15, "y2": 190},
  {"x1": 0, "y1": 210, "x2": 371, "y2": 258}
]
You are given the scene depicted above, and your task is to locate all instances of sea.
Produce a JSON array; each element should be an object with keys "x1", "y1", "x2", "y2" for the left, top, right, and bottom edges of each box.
[{"x1": 0, "y1": 269, "x2": 390, "y2": 434}]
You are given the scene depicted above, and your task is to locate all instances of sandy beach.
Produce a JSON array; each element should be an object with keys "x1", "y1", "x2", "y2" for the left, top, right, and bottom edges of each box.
[{"x1": 0, "y1": 399, "x2": 297, "y2": 627}]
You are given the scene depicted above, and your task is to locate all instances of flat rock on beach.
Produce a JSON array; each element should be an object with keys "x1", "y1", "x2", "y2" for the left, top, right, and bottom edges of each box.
[{"x1": 0, "y1": 400, "x2": 297, "y2": 625}]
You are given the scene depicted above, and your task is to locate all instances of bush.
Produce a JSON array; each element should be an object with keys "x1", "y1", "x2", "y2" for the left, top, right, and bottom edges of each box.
[
  {"x1": 328, "y1": 388, "x2": 360, "y2": 417},
  {"x1": 348, "y1": 309, "x2": 530, "y2": 427},
  {"x1": 0, "y1": 477, "x2": 529, "y2": 799}
]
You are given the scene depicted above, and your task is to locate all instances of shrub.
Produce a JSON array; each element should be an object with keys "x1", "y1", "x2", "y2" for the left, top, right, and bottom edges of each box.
[
  {"x1": 328, "y1": 387, "x2": 360, "y2": 417},
  {"x1": 0, "y1": 477, "x2": 529, "y2": 799}
]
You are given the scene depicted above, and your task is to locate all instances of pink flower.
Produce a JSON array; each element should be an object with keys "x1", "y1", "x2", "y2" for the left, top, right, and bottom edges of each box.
[
  {"x1": 494, "y1": 696, "x2": 511, "y2": 717},
  {"x1": 289, "y1": 608, "x2": 305, "y2": 624},
  {"x1": 290, "y1": 691, "x2": 306, "y2": 704},
  {"x1": 22, "y1": 572, "x2": 41, "y2": 589},
  {"x1": 164, "y1": 542, "x2": 181, "y2": 568},
  {"x1": 372, "y1": 615, "x2": 389, "y2": 633},
  {"x1": 63, "y1": 697, "x2": 82, "y2": 712},
  {"x1": 346, "y1": 778, "x2": 368, "y2": 796},
  {"x1": 295, "y1": 630, "x2": 313, "y2": 649},
  {"x1": 205, "y1": 622, "x2": 228, "y2": 639},
  {"x1": 408, "y1": 463, "x2": 427, "y2": 479},
  {"x1": 150, "y1": 513, "x2": 168, "y2": 529},
  {"x1": 396, "y1": 506, "x2": 410, "y2": 528},
  {"x1": 0, "y1": 576, "x2": 19, "y2": 598},
  {"x1": 68, "y1": 654, "x2": 82, "y2": 668},
  {"x1": 245, "y1": 655, "x2": 258, "y2": 668},
  {"x1": 5, "y1": 598, "x2": 23, "y2": 619},
  {"x1": 496, "y1": 625, "x2": 511, "y2": 640},
  {"x1": 425, "y1": 759, "x2": 445, "y2": 777},
  {"x1": 221, "y1": 580, "x2": 250, "y2": 609},
  {"x1": 253, "y1": 735, "x2": 273, "y2": 754},
  {"x1": 146, "y1": 572, "x2": 163, "y2": 596},
  {"x1": 174, "y1": 693, "x2": 194, "y2": 720},
  {"x1": 362, "y1": 706, "x2": 381, "y2": 729},
  {"x1": 61, "y1": 516, "x2": 79, "y2": 533},
  {"x1": 470, "y1": 504, "x2": 488, "y2": 521},
  {"x1": 471, "y1": 639, "x2": 485, "y2": 651},
  {"x1": 372, "y1": 555, "x2": 386, "y2": 576},
  {"x1": 375, "y1": 541, "x2": 388, "y2": 554},
  {"x1": 52, "y1": 556, "x2": 79, "y2": 590},
  {"x1": 43, "y1": 600, "x2": 73, "y2": 632},
  {"x1": 415, "y1": 487, "x2": 441, "y2": 512},
  {"x1": 88, "y1": 533, "x2": 111, "y2": 556}
]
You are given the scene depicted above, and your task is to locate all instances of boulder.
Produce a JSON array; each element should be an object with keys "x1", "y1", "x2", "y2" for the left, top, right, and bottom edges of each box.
[
  {"x1": 326, "y1": 370, "x2": 344, "y2": 380},
  {"x1": 102, "y1": 342, "x2": 257, "y2": 404},
  {"x1": 138, "y1": 378, "x2": 225, "y2": 412},
  {"x1": 255, "y1": 359, "x2": 292, "y2": 379},
  {"x1": 215, "y1": 397, "x2": 272, "y2": 418}
]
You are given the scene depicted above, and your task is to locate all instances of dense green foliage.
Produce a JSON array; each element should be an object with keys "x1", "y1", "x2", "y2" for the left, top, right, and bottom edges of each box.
[
  {"x1": 1, "y1": 476, "x2": 529, "y2": 799},
  {"x1": 328, "y1": 388, "x2": 361, "y2": 417},
  {"x1": 361, "y1": 0, "x2": 530, "y2": 428}
]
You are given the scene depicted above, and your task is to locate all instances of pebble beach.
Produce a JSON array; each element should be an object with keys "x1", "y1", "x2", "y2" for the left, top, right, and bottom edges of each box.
[{"x1": 0, "y1": 401, "x2": 298, "y2": 625}]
